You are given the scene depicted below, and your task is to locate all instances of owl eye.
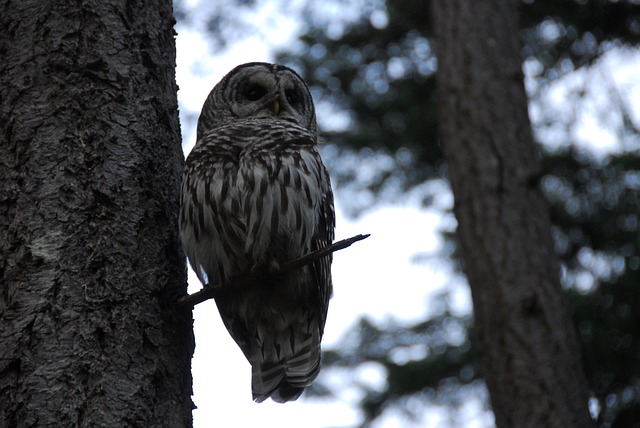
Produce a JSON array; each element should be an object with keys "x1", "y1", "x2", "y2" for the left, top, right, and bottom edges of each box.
[
  {"x1": 244, "y1": 84, "x2": 267, "y2": 101},
  {"x1": 285, "y1": 88, "x2": 299, "y2": 106}
]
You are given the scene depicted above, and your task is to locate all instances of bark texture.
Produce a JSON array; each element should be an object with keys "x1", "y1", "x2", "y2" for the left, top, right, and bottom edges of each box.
[
  {"x1": 432, "y1": 1, "x2": 594, "y2": 427},
  {"x1": 0, "y1": 1, "x2": 193, "y2": 426}
]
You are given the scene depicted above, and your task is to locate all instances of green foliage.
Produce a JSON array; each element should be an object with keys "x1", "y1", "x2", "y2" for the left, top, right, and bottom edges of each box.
[
  {"x1": 318, "y1": 309, "x2": 480, "y2": 425},
  {"x1": 545, "y1": 151, "x2": 640, "y2": 427},
  {"x1": 520, "y1": 0, "x2": 640, "y2": 74},
  {"x1": 275, "y1": 0, "x2": 640, "y2": 426}
]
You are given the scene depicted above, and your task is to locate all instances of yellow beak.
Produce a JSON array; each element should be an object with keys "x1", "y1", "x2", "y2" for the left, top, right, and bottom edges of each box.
[{"x1": 272, "y1": 99, "x2": 280, "y2": 115}]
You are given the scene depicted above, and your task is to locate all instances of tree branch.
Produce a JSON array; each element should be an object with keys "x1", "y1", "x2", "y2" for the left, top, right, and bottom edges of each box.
[{"x1": 178, "y1": 234, "x2": 370, "y2": 308}]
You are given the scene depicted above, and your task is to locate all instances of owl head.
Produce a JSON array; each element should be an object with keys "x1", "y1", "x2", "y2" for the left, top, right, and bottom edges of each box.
[{"x1": 197, "y1": 62, "x2": 317, "y2": 139}]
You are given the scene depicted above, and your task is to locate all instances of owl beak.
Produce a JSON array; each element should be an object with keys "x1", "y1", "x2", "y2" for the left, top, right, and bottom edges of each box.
[{"x1": 272, "y1": 98, "x2": 280, "y2": 116}]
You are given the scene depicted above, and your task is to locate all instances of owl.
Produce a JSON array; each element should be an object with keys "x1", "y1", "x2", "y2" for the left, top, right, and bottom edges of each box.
[{"x1": 179, "y1": 62, "x2": 335, "y2": 403}]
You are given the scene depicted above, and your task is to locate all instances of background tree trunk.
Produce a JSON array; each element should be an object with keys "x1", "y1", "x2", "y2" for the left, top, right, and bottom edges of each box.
[
  {"x1": 433, "y1": 1, "x2": 594, "y2": 427},
  {"x1": 0, "y1": 1, "x2": 194, "y2": 426}
]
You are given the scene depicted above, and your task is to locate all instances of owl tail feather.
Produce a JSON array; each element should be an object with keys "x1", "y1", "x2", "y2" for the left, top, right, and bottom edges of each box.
[{"x1": 250, "y1": 322, "x2": 321, "y2": 403}]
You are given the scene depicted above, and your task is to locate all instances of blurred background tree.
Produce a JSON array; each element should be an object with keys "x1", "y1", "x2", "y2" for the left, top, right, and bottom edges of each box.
[{"x1": 176, "y1": 0, "x2": 640, "y2": 426}]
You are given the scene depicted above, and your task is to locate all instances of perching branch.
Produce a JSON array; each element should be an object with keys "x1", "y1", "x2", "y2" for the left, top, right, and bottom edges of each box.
[{"x1": 178, "y1": 234, "x2": 370, "y2": 308}]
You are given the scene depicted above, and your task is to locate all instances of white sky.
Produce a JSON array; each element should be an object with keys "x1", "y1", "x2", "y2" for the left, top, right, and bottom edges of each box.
[
  {"x1": 187, "y1": 203, "x2": 452, "y2": 428},
  {"x1": 175, "y1": 2, "x2": 640, "y2": 427},
  {"x1": 175, "y1": 5, "x2": 461, "y2": 426}
]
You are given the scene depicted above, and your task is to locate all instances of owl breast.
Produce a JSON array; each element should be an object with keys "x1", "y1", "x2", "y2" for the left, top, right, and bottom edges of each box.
[{"x1": 180, "y1": 119, "x2": 325, "y2": 288}]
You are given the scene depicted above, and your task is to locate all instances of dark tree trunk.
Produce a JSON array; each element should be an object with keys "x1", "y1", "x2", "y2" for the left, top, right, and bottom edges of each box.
[
  {"x1": 0, "y1": 1, "x2": 194, "y2": 426},
  {"x1": 432, "y1": 1, "x2": 594, "y2": 427}
]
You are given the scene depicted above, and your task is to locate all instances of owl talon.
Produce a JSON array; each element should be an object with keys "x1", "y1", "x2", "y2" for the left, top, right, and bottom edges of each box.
[
  {"x1": 249, "y1": 259, "x2": 281, "y2": 274},
  {"x1": 268, "y1": 259, "x2": 281, "y2": 273}
]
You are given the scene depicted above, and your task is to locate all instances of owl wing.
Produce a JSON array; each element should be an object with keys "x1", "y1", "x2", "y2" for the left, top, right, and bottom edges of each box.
[
  {"x1": 310, "y1": 157, "x2": 335, "y2": 336},
  {"x1": 257, "y1": 143, "x2": 334, "y2": 403}
]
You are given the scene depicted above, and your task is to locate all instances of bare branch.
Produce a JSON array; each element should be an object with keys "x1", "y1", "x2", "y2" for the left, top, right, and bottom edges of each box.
[{"x1": 178, "y1": 234, "x2": 370, "y2": 308}]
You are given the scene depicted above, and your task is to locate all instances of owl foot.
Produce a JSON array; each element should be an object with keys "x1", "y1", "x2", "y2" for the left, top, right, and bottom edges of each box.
[{"x1": 250, "y1": 258, "x2": 281, "y2": 274}]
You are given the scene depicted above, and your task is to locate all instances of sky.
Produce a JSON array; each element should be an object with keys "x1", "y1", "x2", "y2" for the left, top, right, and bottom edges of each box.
[
  {"x1": 174, "y1": 3, "x2": 465, "y2": 427},
  {"x1": 174, "y1": 2, "x2": 640, "y2": 427}
]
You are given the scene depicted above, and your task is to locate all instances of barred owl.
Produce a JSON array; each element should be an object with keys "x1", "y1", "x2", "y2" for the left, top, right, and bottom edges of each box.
[{"x1": 180, "y1": 62, "x2": 335, "y2": 403}]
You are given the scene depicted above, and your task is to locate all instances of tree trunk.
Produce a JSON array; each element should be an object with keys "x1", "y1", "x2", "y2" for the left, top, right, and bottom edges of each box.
[
  {"x1": 0, "y1": 1, "x2": 194, "y2": 427},
  {"x1": 432, "y1": 1, "x2": 594, "y2": 427}
]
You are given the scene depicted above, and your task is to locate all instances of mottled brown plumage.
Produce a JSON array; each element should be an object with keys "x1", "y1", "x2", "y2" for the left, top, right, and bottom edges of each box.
[{"x1": 179, "y1": 63, "x2": 334, "y2": 403}]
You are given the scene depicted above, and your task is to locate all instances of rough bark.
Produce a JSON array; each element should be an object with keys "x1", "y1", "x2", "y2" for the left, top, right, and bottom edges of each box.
[
  {"x1": 432, "y1": 1, "x2": 594, "y2": 427},
  {"x1": 0, "y1": 1, "x2": 194, "y2": 427}
]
